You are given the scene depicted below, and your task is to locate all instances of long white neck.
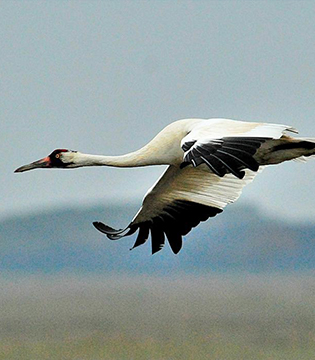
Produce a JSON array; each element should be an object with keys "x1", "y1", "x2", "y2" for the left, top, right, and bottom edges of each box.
[
  {"x1": 75, "y1": 145, "x2": 166, "y2": 168},
  {"x1": 70, "y1": 119, "x2": 199, "y2": 168}
]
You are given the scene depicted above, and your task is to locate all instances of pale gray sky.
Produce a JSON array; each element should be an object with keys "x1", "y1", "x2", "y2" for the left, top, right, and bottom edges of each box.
[{"x1": 2, "y1": 1, "x2": 315, "y2": 221}]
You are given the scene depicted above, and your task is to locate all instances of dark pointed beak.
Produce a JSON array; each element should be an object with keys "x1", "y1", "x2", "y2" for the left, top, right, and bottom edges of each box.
[{"x1": 14, "y1": 157, "x2": 51, "y2": 173}]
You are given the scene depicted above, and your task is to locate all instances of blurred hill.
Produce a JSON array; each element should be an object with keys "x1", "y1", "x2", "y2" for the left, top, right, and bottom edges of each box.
[{"x1": 1, "y1": 203, "x2": 315, "y2": 274}]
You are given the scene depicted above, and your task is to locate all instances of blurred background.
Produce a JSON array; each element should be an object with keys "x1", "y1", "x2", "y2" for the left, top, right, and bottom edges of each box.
[{"x1": 2, "y1": 1, "x2": 315, "y2": 359}]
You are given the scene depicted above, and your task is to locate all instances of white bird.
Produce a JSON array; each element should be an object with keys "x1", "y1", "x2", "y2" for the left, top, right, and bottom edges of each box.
[{"x1": 15, "y1": 118, "x2": 315, "y2": 254}]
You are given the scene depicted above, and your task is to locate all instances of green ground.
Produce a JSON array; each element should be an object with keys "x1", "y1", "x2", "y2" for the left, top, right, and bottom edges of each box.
[{"x1": 1, "y1": 274, "x2": 315, "y2": 360}]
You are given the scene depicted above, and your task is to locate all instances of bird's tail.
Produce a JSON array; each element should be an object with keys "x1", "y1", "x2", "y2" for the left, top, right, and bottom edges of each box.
[
  {"x1": 292, "y1": 138, "x2": 315, "y2": 162},
  {"x1": 257, "y1": 136, "x2": 315, "y2": 165}
]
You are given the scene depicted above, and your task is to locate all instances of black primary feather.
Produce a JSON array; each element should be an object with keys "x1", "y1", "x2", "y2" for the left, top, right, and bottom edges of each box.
[{"x1": 93, "y1": 200, "x2": 223, "y2": 254}]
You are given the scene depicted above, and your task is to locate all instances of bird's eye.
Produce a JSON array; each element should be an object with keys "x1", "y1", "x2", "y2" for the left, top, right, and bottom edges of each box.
[{"x1": 55, "y1": 154, "x2": 60, "y2": 159}]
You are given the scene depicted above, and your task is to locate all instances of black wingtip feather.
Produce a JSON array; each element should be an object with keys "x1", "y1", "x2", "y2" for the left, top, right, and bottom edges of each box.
[
  {"x1": 130, "y1": 223, "x2": 150, "y2": 250},
  {"x1": 92, "y1": 221, "x2": 128, "y2": 240},
  {"x1": 165, "y1": 229, "x2": 182, "y2": 254},
  {"x1": 93, "y1": 200, "x2": 223, "y2": 254},
  {"x1": 93, "y1": 221, "x2": 120, "y2": 234}
]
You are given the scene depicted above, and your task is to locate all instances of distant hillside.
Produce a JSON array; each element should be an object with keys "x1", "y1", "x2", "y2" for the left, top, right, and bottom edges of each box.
[{"x1": 1, "y1": 203, "x2": 315, "y2": 274}]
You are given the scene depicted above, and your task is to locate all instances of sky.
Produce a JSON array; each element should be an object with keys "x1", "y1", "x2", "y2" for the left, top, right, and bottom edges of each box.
[{"x1": 2, "y1": 0, "x2": 315, "y2": 222}]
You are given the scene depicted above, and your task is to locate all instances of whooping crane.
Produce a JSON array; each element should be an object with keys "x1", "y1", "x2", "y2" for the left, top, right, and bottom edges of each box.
[{"x1": 15, "y1": 118, "x2": 315, "y2": 254}]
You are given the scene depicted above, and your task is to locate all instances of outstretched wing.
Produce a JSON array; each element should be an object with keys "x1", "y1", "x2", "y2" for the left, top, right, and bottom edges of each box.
[
  {"x1": 179, "y1": 119, "x2": 298, "y2": 179},
  {"x1": 93, "y1": 164, "x2": 261, "y2": 254}
]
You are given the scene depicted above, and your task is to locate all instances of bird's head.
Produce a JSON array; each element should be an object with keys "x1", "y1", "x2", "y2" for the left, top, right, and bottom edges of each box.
[{"x1": 15, "y1": 149, "x2": 80, "y2": 173}]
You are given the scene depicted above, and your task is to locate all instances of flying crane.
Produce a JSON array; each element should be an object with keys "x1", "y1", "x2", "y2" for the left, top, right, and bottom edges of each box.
[{"x1": 15, "y1": 118, "x2": 315, "y2": 254}]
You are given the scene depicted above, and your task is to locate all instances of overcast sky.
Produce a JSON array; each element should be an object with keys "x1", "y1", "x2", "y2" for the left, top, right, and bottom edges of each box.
[{"x1": 2, "y1": 1, "x2": 315, "y2": 222}]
